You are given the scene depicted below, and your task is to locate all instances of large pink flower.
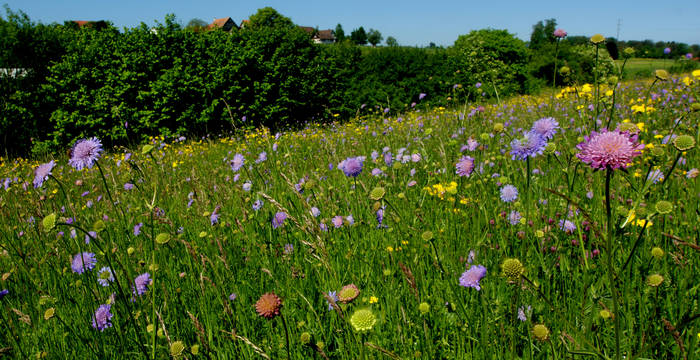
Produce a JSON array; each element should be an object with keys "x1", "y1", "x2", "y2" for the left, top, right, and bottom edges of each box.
[{"x1": 576, "y1": 129, "x2": 644, "y2": 170}]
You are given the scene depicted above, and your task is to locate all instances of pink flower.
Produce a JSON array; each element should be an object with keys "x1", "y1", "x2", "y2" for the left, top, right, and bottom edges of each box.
[
  {"x1": 576, "y1": 129, "x2": 644, "y2": 170},
  {"x1": 553, "y1": 28, "x2": 567, "y2": 38}
]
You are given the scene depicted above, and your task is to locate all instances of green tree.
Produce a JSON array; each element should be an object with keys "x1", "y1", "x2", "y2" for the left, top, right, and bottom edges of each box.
[
  {"x1": 350, "y1": 26, "x2": 367, "y2": 45},
  {"x1": 367, "y1": 28, "x2": 383, "y2": 47},
  {"x1": 385, "y1": 36, "x2": 398, "y2": 47},
  {"x1": 334, "y1": 23, "x2": 345, "y2": 42},
  {"x1": 248, "y1": 7, "x2": 294, "y2": 30},
  {"x1": 186, "y1": 18, "x2": 208, "y2": 29},
  {"x1": 529, "y1": 18, "x2": 557, "y2": 49}
]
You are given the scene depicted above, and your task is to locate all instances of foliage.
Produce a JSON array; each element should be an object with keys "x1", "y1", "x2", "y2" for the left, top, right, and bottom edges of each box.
[
  {"x1": 334, "y1": 23, "x2": 345, "y2": 42},
  {"x1": 246, "y1": 7, "x2": 294, "y2": 30},
  {"x1": 350, "y1": 26, "x2": 367, "y2": 45},
  {"x1": 367, "y1": 28, "x2": 383, "y2": 47},
  {"x1": 385, "y1": 36, "x2": 398, "y2": 47},
  {"x1": 529, "y1": 18, "x2": 556, "y2": 49},
  {"x1": 451, "y1": 29, "x2": 531, "y2": 97}
]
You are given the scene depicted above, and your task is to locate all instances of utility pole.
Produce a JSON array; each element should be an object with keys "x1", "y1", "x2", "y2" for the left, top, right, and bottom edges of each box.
[{"x1": 616, "y1": 18, "x2": 621, "y2": 40}]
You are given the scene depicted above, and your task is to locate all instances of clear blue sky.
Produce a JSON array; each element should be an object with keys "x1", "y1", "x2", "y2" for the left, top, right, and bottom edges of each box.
[{"x1": 3, "y1": 0, "x2": 700, "y2": 46}]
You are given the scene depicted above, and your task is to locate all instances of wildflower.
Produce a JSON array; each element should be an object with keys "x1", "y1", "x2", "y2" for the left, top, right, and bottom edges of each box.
[
  {"x1": 647, "y1": 274, "x2": 664, "y2": 287},
  {"x1": 69, "y1": 137, "x2": 103, "y2": 170},
  {"x1": 325, "y1": 291, "x2": 338, "y2": 311},
  {"x1": 252, "y1": 199, "x2": 264, "y2": 211},
  {"x1": 71, "y1": 252, "x2": 97, "y2": 274},
  {"x1": 517, "y1": 305, "x2": 531, "y2": 322},
  {"x1": 92, "y1": 304, "x2": 113, "y2": 331},
  {"x1": 510, "y1": 131, "x2": 546, "y2": 160},
  {"x1": 97, "y1": 267, "x2": 114, "y2": 287},
  {"x1": 531, "y1": 117, "x2": 559, "y2": 140},
  {"x1": 418, "y1": 302, "x2": 430, "y2": 315},
  {"x1": 300, "y1": 332, "x2": 312, "y2": 345},
  {"x1": 576, "y1": 129, "x2": 644, "y2": 170},
  {"x1": 553, "y1": 28, "x2": 567, "y2": 38},
  {"x1": 272, "y1": 212, "x2": 287, "y2": 229},
  {"x1": 332, "y1": 216, "x2": 343, "y2": 228},
  {"x1": 651, "y1": 247, "x2": 664, "y2": 259},
  {"x1": 418, "y1": 93, "x2": 427, "y2": 100},
  {"x1": 210, "y1": 206, "x2": 220, "y2": 225},
  {"x1": 310, "y1": 207, "x2": 320, "y2": 217},
  {"x1": 532, "y1": 324, "x2": 550, "y2": 341},
  {"x1": 369, "y1": 296, "x2": 378, "y2": 304},
  {"x1": 499, "y1": 185, "x2": 518, "y2": 203},
  {"x1": 170, "y1": 341, "x2": 185, "y2": 357},
  {"x1": 655, "y1": 200, "x2": 673, "y2": 214},
  {"x1": 590, "y1": 34, "x2": 605, "y2": 44},
  {"x1": 242, "y1": 181, "x2": 252, "y2": 192},
  {"x1": 508, "y1": 210, "x2": 522, "y2": 225},
  {"x1": 647, "y1": 169, "x2": 664, "y2": 184},
  {"x1": 123, "y1": 183, "x2": 134, "y2": 190},
  {"x1": 673, "y1": 135, "x2": 696, "y2": 151},
  {"x1": 376, "y1": 207, "x2": 386, "y2": 228},
  {"x1": 687, "y1": 168, "x2": 700, "y2": 178},
  {"x1": 133, "y1": 272, "x2": 152, "y2": 296},
  {"x1": 33, "y1": 161, "x2": 55, "y2": 188},
  {"x1": 339, "y1": 157, "x2": 364, "y2": 177},
  {"x1": 559, "y1": 219, "x2": 577, "y2": 234},
  {"x1": 345, "y1": 215, "x2": 354, "y2": 226},
  {"x1": 229, "y1": 293, "x2": 237, "y2": 301},
  {"x1": 255, "y1": 292, "x2": 282, "y2": 319},
  {"x1": 664, "y1": 47, "x2": 671, "y2": 55},
  {"x1": 350, "y1": 308, "x2": 377, "y2": 332},
  {"x1": 501, "y1": 258, "x2": 524, "y2": 282},
  {"x1": 455, "y1": 156, "x2": 475, "y2": 177},
  {"x1": 230, "y1": 154, "x2": 245, "y2": 172},
  {"x1": 459, "y1": 265, "x2": 487, "y2": 290},
  {"x1": 338, "y1": 284, "x2": 360, "y2": 303},
  {"x1": 655, "y1": 69, "x2": 669, "y2": 81},
  {"x1": 255, "y1": 151, "x2": 267, "y2": 164},
  {"x1": 0, "y1": 289, "x2": 8, "y2": 300},
  {"x1": 133, "y1": 223, "x2": 143, "y2": 236}
]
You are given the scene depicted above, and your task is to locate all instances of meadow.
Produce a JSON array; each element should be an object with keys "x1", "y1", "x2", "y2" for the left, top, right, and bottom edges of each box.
[{"x1": 1, "y1": 69, "x2": 700, "y2": 359}]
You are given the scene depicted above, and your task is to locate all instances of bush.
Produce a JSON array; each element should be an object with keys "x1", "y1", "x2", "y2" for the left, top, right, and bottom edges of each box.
[{"x1": 450, "y1": 29, "x2": 530, "y2": 97}]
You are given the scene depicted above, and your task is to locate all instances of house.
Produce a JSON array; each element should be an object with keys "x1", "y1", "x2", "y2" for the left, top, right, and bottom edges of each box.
[
  {"x1": 207, "y1": 17, "x2": 238, "y2": 32},
  {"x1": 300, "y1": 26, "x2": 335, "y2": 44},
  {"x1": 68, "y1": 20, "x2": 110, "y2": 30},
  {"x1": 239, "y1": 19, "x2": 250, "y2": 29}
]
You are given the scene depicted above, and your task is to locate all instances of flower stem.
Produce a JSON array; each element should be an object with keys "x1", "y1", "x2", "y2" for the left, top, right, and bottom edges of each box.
[
  {"x1": 280, "y1": 313, "x2": 292, "y2": 359},
  {"x1": 605, "y1": 169, "x2": 622, "y2": 360}
]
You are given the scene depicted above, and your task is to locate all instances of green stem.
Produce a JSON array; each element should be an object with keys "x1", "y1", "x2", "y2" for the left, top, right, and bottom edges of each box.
[
  {"x1": 280, "y1": 313, "x2": 292, "y2": 359},
  {"x1": 605, "y1": 169, "x2": 622, "y2": 360},
  {"x1": 594, "y1": 43, "x2": 600, "y2": 131}
]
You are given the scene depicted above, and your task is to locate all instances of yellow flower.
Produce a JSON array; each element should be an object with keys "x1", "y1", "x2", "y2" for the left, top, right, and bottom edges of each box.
[{"x1": 369, "y1": 296, "x2": 378, "y2": 304}]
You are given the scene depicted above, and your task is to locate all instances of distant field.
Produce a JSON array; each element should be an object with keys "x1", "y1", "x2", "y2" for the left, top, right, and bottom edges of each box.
[{"x1": 617, "y1": 57, "x2": 696, "y2": 78}]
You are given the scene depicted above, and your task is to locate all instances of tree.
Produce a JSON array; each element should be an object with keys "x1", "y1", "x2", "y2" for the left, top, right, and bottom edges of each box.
[
  {"x1": 248, "y1": 7, "x2": 294, "y2": 30},
  {"x1": 367, "y1": 28, "x2": 383, "y2": 47},
  {"x1": 186, "y1": 18, "x2": 208, "y2": 29},
  {"x1": 350, "y1": 26, "x2": 367, "y2": 45},
  {"x1": 529, "y1": 18, "x2": 557, "y2": 49},
  {"x1": 334, "y1": 23, "x2": 345, "y2": 42},
  {"x1": 386, "y1": 36, "x2": 398, "y2": 47}
]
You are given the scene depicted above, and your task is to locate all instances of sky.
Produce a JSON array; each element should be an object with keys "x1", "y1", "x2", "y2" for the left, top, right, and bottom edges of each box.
[{"x1": 3, "y1": 0, "x2": 700, "y2": 47}]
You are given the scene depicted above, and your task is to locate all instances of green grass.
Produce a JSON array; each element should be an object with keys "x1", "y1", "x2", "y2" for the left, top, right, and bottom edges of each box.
[
  {"x1": 618, "y1": 57, "x2": 698, "y2": 79},
  {"x1": 1, "y1": 74, "x2": 700, "y2": 359}
]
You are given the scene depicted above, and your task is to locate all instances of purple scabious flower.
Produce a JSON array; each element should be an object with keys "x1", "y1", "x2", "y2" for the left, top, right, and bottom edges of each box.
[
  {"x1": 376, "y1": 207, "x2": 385, "y2": 228},
  {"x1": 326, "y1": 290, "x2": 338, "y2": 311},
  {"x1": 531, "y1": 117, "x2": 559, "y2": 140},
  {"x1": 92, "y1": 304, "x2": 113, "y2": 331},
  {"x1": 69, "y1": 137, "x2": 103, "y2": 170},
  {"x1": 418, "y1": 93, "x2": 427, "y2": 100},
  {"x1": 518, "y1": 305, "x2": 531, "y2": 322},
  {"x1": 346, "y1": 215, "x2": 354, "y2": 226},
  {"x1": 255, "y1": 151, "x2": 267, "y2": 164},
  {"x1": 459, "y1": 265, "x2": 487, "y2": 290},
  {"x1": 553, "y1": 28, "x2": 567, "y2": 38},
  {"x1": 559, "y1": 219, "x2": 577, "y2": 234},
  {"x1": 97, "y1": 266, "x2": 115, "y2": 287},
  {"x1": 252, "y1": 199, "x2": 264, "y2": 211},
  {"x1": 85, "y1": 231, "x2": 97, "y2": 244},
  {"x1": 230, "y1": 154, "x2": 245, "y2": 172},
  {"x1": 383, "y1": 152, "x2": 393, "y2": 167},
  {"x1": 0, "y1": 289, "x2": 8, "y2": 300},
  {"x1": 510, "y1": 131, "x2": 546, "y2": 160},
  {"x1": 332, "y1": 216, "x2": 343, "y2": 228},
  {"x1": 133, "y1": 273, "x2": 152, "y2": 296},
  {"x1": 339, "y1": 157, "x2": 364, "y2": 177},
  {"x1": 228, "y1": 293, "x2": 237, "y2": 301},
  {"x1": 310, "y1": 207, "x2": 320, "y2": 217},
  {"x1": 33, "y1": 160, "x2": 55, "y2": 188},
  {"x1": 242, "y1": 181, "x2": 252, "y2": 192},
  {"x1": 455, "y1": 156, "x2": 475, "y2": 177},
  {"x1": 71, "y1": 252, "x2": 97, "y2": 274},
  {"x1": 123, "y1": 183, "x2": 134, "y2": 190},
  {"x1": 272, "y1": 212, "x2": 287, "y2": 229},
  {"x1": 647, "y1": 169, "x2": 664, "y2": 184},
  {"x1": 508, "y1": 210, "x2": 522, "y2": 225},
  {"x1": 500, "y1": 185, "x2": 518, "y2": 203},
  {"x1": 576, "y1": 129, "x2": 644, "y2": 170},
  {"x1": 664, "y1": 47, "x2": 671, "y2": 55},
  {"x1": 210, "y1": 206, "x2": 220, "y2": 226},
  {"x1": 133, "y1": 223, "x2": 143, "y2": 236}
]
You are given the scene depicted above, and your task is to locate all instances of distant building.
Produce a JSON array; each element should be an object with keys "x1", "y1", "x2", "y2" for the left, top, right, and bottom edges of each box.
[
  {"x1": 239, "y1": 19, "x2": 250, "y2": 29},
  {"x1": 207, "y1": 17, "x2": 238, "y2": 32},
  {"x1": 300, "y1": 26, "x2": 335, "y2": 44},
  {"x1": 67, "y1": 20, "x2": 110, "y2": 30}
]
